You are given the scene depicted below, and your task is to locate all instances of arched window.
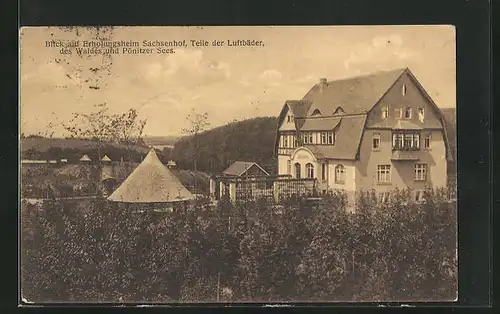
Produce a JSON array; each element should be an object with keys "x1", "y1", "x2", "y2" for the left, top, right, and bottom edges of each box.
[
  {"x1": 311, "y1": 109, "x2": 322, "y2": 116},
  {"x1": 335, "y1": 164, "x2": 345, "y2": 184},
  {"x1": 306, "y1": 163, "x2": 314, "y2": 178},
  {"x1": 295, "y1": 163, "x2": 301, "y2": 179}
]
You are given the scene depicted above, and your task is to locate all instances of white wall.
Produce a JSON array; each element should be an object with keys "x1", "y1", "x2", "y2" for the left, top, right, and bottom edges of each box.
[{"x1": 328, "y1": 161, "x2": 356, "y2": 192}]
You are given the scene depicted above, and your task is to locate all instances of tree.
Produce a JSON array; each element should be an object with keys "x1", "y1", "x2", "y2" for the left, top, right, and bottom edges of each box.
[
  {"x1": 182, "y1": 109, "x2": 210, "y2": 193},
  {"x1": 61, "y1": 103, "x2": 113, "y2": 164},
  {"x1": 109, "y1": 109, "x2": 147, "y2": 162}
]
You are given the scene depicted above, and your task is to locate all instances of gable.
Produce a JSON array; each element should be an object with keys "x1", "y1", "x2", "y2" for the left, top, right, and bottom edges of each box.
[
  {"x1": 223, "y1": 161, "x2": 270, "y2": 176},
  {"x1": 242, "y1": 164, "x2": 269, "y2": 176},
  {"x1": 366, "y1": 70, "x2": 444, "y2": 129},
  {"x1": 278, "y1": 104, "x2": 297, "y2": 131}
]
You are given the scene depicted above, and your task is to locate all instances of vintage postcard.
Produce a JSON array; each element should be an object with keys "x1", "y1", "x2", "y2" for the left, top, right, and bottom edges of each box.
[{"x1": 20, "y1": 26, "x2": 457, "y2": 303}]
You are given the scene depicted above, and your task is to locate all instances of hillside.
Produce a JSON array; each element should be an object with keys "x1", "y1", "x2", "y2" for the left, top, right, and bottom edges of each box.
[
  {"x1": 143, "y1": 135, "x2": 179, "y2": 147},
  {"x1": 21, "y1": 137, "x2": 150, "y2": 153},
  {"x1": 170, "y1": 117, "x2": 278, "y2": 174},
  {"x1": 20, "y1": 137, "x2": 150, "y2": 163}
]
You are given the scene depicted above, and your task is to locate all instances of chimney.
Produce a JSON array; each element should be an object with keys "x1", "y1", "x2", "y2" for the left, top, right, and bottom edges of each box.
[{"x1": 319, "y1": 78, "x2": 327, "y2": 91}]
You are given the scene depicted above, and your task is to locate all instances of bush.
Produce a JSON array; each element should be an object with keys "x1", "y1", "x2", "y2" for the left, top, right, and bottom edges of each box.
[{"x1": 20, "y1": 189, "x2": 457, "y2": 302}]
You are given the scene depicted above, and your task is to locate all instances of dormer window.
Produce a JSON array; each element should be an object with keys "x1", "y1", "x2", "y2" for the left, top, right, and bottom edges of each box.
[
  {"x1": 334, "y1": 107, "x2": 345, "y2": 115},
  {"x1": 402, "y1": 84, "x2": 407, "y2": 96},
  {"x1": 381, "y1": 105, "x2": 389, "y2": 119},
  {"x1": 311, "y1": 109, "x2": 322, "y2": 116}
]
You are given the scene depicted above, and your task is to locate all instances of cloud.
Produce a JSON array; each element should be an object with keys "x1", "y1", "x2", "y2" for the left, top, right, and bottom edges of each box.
[
  {"x1": 344, "y1": 34, "x2": 420, "y2": 71},
  {"x1": 259, "y1": 69, "x2": 282, "y2": 82},
  {"x1": 21, "y1": 62, "x2": 80, "y2": 87},
  {"x1": 140, "y1": 49, "x2": 231, "y2": 87}
]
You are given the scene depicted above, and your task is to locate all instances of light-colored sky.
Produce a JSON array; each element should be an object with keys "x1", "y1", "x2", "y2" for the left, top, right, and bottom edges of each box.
[{"x1": 20, "y1": 26, "x2": 455, "y2": 137}]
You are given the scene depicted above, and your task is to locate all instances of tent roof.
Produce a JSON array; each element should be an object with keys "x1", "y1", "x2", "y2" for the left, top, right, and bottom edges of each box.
[
  {"x1": 79, "y1": 154, "x2": 92, "y2": 161},
  {"x1": 101, "y1": 155, "x2": 112, "y2": 162},
  {"x1": 107, "y1": 149, "x2": 194, "y2": 203}
]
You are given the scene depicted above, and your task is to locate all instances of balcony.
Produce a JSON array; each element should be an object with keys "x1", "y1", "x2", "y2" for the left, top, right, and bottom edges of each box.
[{"x1": 391, "y1": 149, "x2": 420, "y2": 161}]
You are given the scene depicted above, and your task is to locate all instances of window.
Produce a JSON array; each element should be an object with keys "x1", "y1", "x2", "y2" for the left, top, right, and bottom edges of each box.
[
  {"x1": 395, "y1": 107, "x2": 403, "y2": 119},
  {"x1": 287, "y1": 160, "x2": 291, "y2": 174},
  {"x1": 306, "y1": 163, "x2": 314, "y2": 178},
  {"x1": 311, "y1": 109, "x2": 322, "y2": 116},
  {"x1": 287, "y1": 115, "x2": 291, "y2": 123},
  {"x1": 415, "y1": 189, "x2": 425, "y2": 203},
  {"x1": 414, "y1": 134, "x2": 420, "y2": 148},
  {"x1": 294, "y1": 137, "x2": 299, "y2": 147},
  {"x1": 295, "y1": 163, "x2": 301, "y2": 179},
  {"x1": 321, "y1": 132, "x2": 327, "y2": 144},
  {"x1": 309, "y1": 133, "x2": 313, "y2": 144},
  {"x1": 415, "y1": 163, "x2": 427, "y2": 181},
  {"x1": 335, "y1": 165, "x2": 345, "y2": 184},
  {"x1": 334, "y1": 107, "x2": 345, "y2": 115},
  {"x1": 404, "y1": 107, "x2": 412, "y2": 119},
  {"x1": 378, "y1": 192, "x2": 390, "y2": 203},
  {"x1": 321, "y1": 163, "x2": 327, "y2": 181},
  {"x1": 402, "y1": 84, "x2": 407, "y2": 96},
  {"x1": 392, "y1": 132, "x2": 420, "y2": 150},
  {"x1": 372, "y1": 133, "x2": 381, "y2": 151},
  {"x1": 328, "y1": 131, "x2": 335, "y2": 145},
  {"x1": 302, "y1": 133, "x2": 309, "y2": 144},
  {"x1": 424, "y1": 134, "x2": 431, "y2": 149},
  {"x1": 283, "y1": 136, "x2": 288, "y2": 148},
  {"x1": 418, "y1": 108, "x2": 424, "y2": 122},
  {"x1": 377, "y1": 165, "x2": 391, "y2": 184},
  {"x1": 404, "y1": 134, "x2": 413, "y2": 148},
  {"x1": 392, "y1": 133, "x2": 404, "y2": 149},
  {"x1": 381, "y1": 105, "x2": 389, "y2": 119}
]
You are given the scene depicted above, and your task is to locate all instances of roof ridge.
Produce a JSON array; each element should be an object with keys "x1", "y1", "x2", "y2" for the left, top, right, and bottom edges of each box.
[{"x1": 323, "y1": 68, "x2": 407, "y2": 84}]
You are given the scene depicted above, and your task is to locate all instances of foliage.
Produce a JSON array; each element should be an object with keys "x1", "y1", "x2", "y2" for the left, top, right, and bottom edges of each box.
[
  {"x1": 172, "y1": 117, "x2": 278, "y2": 174},
  {"x1": 109, "y1": 109, "x2": 147, "y2": 162},
  {"x1": 61, "y1": 103, "x2": 147, "y2": 162},
  {"x1": 21, "y1": 189, "x2": 457, "y2": 302}
]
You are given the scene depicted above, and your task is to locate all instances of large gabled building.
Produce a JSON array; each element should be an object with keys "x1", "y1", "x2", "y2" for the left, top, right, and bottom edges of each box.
[{"x1": 275, "y1": 68, "x2": 453, "y2": 201}]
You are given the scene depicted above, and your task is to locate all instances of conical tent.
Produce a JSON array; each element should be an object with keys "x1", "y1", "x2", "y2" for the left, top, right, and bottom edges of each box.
[
  {"x1": 101, "y1": 155, "x2": 112, "y2": 162},
  {"x1": 107, "y1": 149, "x2": 194, "y2": 203}
]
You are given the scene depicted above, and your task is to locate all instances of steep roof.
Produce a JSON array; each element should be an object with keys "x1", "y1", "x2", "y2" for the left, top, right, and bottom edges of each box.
[
  {"x1": 107, "y1": 149, "x2": 193, "y2": 203},
  {"x1": 79, "y1": 154, "x2": 92, "y2": 161},
  {"x1": 101, "y1": 155, "x2": 112, "y2": 162},
  {"x1": 299, "y1": 116, "x2": 342, "y2": 131},
  {"x1": 302, "y1": 68, "x2": 406, "y2": 116},
  {"x1": 303, "y1": 115, "x2": 367, "y2": 160},
  {"x1": 222, "y1": 161, "x2": 269, "y2": 176},
  {"x1": 285, "y1": 100, "x2": 313, "y2": 117}
]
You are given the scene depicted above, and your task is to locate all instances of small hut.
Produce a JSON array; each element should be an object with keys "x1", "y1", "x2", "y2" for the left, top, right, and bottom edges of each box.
[
  {"x1": 107, "y1": 149, "x2": 194, "y2": 212},
  {"x1": 79, "y1": 154, "x2": 92, "y2": 163},
  {"x1": 166, "y1": 160, "x2": 177, "y2": 169}
]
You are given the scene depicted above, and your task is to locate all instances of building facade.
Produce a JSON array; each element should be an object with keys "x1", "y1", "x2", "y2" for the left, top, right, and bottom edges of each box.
[{"x1": 276, "y1": 68, "x2": 453, "y2": 202}]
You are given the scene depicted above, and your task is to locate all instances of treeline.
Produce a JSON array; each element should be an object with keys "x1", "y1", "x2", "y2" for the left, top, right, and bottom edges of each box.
[
  {"x1": 21, "y1": 189, "x2": 456, "y2": 302},
  {"x1": 167, "y1": 117, "x2": 278, "y2": 174},
  {"x1": 21, "y1": 146, "x2": 146, "y2": 164}
]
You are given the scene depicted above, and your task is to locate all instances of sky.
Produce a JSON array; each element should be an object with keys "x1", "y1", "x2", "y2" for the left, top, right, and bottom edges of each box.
[{"x1": 20, "y1": 26, "x2": 456, "y2": 137}]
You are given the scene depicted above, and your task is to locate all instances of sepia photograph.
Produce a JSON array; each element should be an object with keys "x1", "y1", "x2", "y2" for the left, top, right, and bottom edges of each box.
[{"x1": 20, "y1": 25, "x2": 457, "y2": 303}]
